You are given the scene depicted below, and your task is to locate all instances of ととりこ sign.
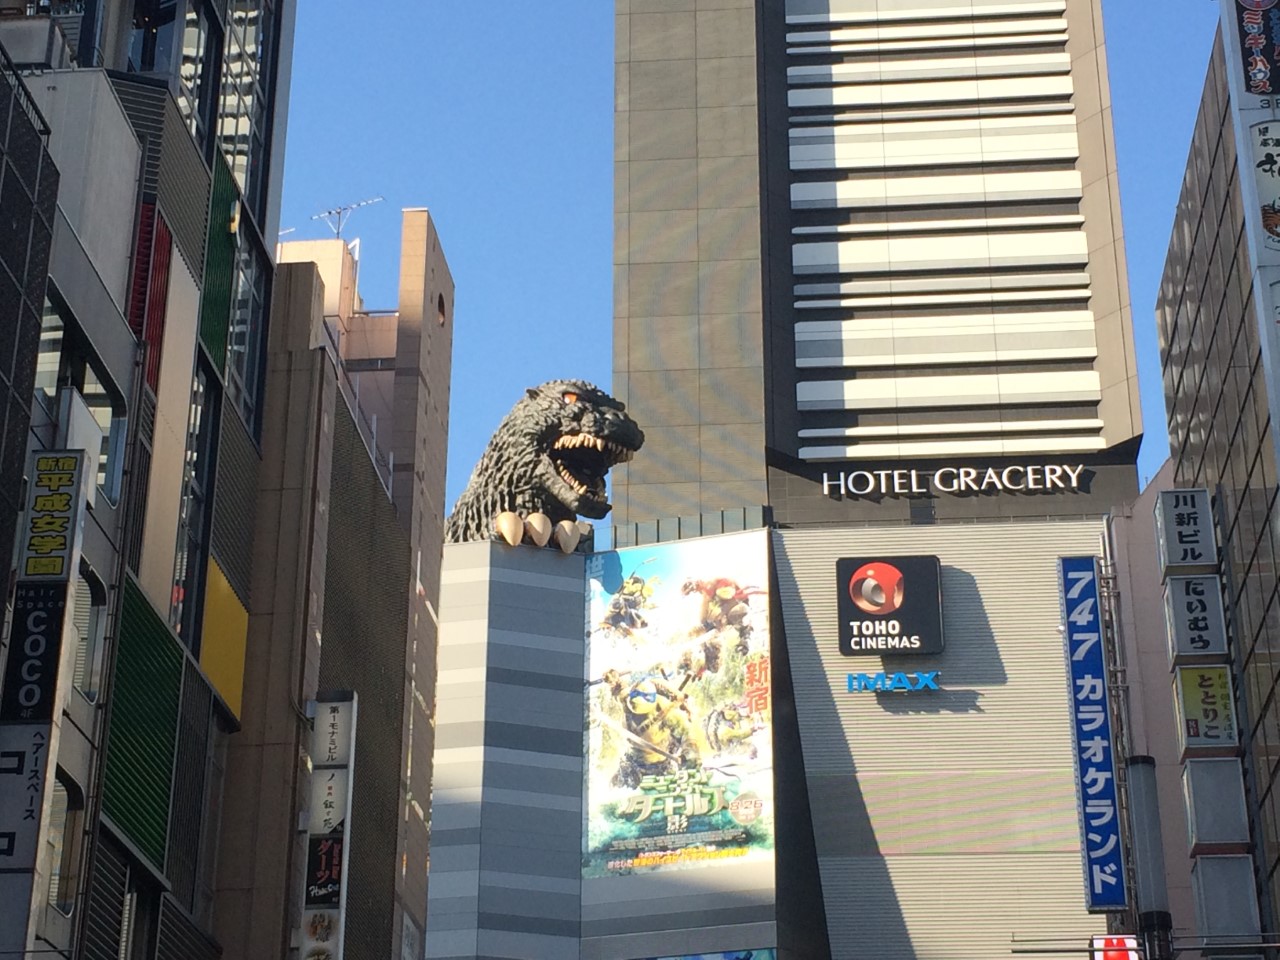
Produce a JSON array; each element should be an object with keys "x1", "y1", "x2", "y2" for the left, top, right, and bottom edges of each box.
[{"x1": 1059, "y1": 556, "x2": 1127, "y2": 912}]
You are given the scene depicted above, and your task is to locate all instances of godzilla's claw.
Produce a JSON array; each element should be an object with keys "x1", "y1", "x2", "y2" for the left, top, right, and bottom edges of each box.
[
  {"x1": 495, "y1": 512, "x2": 523, "y2": 546},
  {"x1": 554, "y1": 520, "x2": 581, "y2": 554},
  {"x1": 524, "y1": 513, "x2": 552, "y2": 547}
]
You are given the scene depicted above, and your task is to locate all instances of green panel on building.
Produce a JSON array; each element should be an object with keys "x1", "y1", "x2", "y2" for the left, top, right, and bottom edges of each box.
[
  {"x1": 102, "y1": 579, "x2": 184, "y2": 869},
  {"x1": 199, "y1": 155, "x2": 238, "y2": 373}
]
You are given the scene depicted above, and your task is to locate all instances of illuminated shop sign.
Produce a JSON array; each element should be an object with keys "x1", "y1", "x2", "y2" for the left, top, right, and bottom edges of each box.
[
  {"x1": 836, "y1": 556, "x2": 943, "y2": 656},
  {"x1": 847, "y1": 671, "x2": 939, "y2": 692},
  {"x1": 822, "y1": 463, "x2": 1086, "y2": 499}
]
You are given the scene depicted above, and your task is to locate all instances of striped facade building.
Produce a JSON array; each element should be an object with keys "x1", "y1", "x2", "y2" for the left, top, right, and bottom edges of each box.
[{"x1": 611, "y1": 0, "x2": 1143, "y2": 529}]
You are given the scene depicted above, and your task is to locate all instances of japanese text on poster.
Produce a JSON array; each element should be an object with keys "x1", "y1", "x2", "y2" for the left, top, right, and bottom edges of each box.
[
  {"x1": 1163, "y1": 575, "x2": 1228, "y2": 662},
  {"x1": 17, "y1": 451, "x2": 85, "y2": 581},
  {"x1": 1155, "y1": 489, "x2": 1215, "y2": 577},
  {"x1": 1059, "y1": 556, "x2": 1127, "y2": 912},
  {"x1": 1235, "y1": 0, "x2": 1280, "y2": 97},
  {"x1": 299, "y1": 695, "x2": 357, "y2": 960},
  {"x1": 1253, "y1": 121, "x2": 1280, "y2": 252},
  {"x1": 584, "y1": 531, "x2": 774, "y2": 878},
  {"x1": 1175, "y1": 666, "x2": 1239, "y2": 752}
]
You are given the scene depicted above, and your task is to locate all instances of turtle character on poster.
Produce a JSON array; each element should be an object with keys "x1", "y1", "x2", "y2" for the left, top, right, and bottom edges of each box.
[{"x1": 583, "y1": 530, "x2": 775, "y2": 878}]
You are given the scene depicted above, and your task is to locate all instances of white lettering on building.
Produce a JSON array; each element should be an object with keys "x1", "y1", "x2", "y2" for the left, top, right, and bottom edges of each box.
[{"x1": 821, "y1": 464, "x2": 1088, "y2": 499}]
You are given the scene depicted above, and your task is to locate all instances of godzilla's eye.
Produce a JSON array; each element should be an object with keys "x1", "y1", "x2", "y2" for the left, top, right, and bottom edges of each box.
[{"x1": 562, "y1": 392, "x2": 579, "y2": 404}]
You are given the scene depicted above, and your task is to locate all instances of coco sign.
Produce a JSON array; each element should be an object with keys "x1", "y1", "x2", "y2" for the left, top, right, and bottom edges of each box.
[{"x1": 836, "y1": 555, "x2": 944, "y2": 656}]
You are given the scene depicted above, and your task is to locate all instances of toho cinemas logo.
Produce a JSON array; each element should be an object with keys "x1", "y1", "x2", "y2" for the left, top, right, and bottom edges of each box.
[{"x1": 836, "y1": 556, "x2": 945, "y2": 657}]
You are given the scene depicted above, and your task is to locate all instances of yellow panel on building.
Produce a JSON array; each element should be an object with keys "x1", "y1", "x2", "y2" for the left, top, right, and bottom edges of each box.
[{"x1": 200, "y1": 557, "x2": 248, "y2": 718}]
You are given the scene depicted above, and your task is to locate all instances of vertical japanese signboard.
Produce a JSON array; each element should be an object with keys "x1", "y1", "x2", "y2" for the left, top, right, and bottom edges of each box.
[
  {"x1": 1059, "y1": 556, "x2": 1127, "y2": 912},
  {"x1": 1175, "y1": 667, "x2": 1240, "y2": 755},
  {"x1": 299, "y1": 694, "x2": 357, "y2": 960},
  {"x1": 584, "y1": 530, "x2": 774, "y2": 878},
  {"x1": 0, "y1": 450, "x2": 86, "y2": 958},
  {"x1": 1252, "y1": 121, "x2": 1280, "y2": 252},
  {"x1": 1163, "y1": 575, "x2": 1229, "y2": 662},
  {"x1": 1155, "y1": 489, "x2": 1216, "y2": 577},
  {"x1": 1234, "y1": 0, "x2": 1280, "y2": 96}
]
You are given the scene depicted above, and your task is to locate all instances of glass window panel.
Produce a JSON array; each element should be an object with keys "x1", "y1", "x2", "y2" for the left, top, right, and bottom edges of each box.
[
  {"x1": 34, "y1": 298, "x2": 62, "y2": 409},
  {"x1": 128, "y1": 0, "x2": 179, "y2": 74}
]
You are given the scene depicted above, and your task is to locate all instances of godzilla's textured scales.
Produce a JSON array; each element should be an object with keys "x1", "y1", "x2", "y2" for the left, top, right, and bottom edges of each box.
[{"x1": 445, "y1": 380, "x2": 644, "y2": 544}]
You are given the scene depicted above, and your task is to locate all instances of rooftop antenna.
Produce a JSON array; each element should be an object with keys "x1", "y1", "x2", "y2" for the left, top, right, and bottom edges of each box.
[{"x1": 311, "y1": 196, "x2": 385, "y2": 239}]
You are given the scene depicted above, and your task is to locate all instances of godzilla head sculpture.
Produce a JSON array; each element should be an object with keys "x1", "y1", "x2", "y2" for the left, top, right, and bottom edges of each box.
[{"x1": 445, "y1": 379, "x2": 644, "y2": 546}]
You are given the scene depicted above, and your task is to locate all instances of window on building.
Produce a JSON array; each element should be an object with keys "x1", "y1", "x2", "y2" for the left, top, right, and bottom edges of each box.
[
  {"x1": 45, "y1": 773, "x2": 84, "y2": 916},
  {"x1": 36, "y1": 296, "x2": 128, "y2": 505},
  {"x1": 34, "y1": 298, "x2": 63, "y2": 411},
  {"x1": 171, "y1": 361, "x2": 219, "y2": 649},
  {"x1": 72, "y1": 563, "x2": 107, "y2": 701},
  {"x1": 218, "y1": 0, "x2": 276, "y2": 216},
  {"x1": 128, "y1": 0, "x2": 179, "y2": 74},
  {"x1": 176, "y1": 0, "x2": 221, "y2": 153},
  {"x1": 225, "y1": 235, "x2": 267, "y2": 434}
]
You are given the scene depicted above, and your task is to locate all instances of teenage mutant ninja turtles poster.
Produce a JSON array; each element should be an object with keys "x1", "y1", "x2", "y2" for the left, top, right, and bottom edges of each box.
[{"x1": 583, "y1": 529, "x2": 774, "y2": 878}]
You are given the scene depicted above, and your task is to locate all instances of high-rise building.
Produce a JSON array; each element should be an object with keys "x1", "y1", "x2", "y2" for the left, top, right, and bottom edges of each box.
[
  {"x1": 612, "y1": 0, "x2": 1143, "y2": 529},
  {"x1": 0, "y1": 43, "x2": 59, "y2": 613},
  {"x1": 267, "y1": 218, "x2": 454, "y2": 959},
  {"x1": 0, "y1": 3, "x2": 296, "y2": 957},
  {"x1": 559, "y1": 2, "x2": 1169, "y2": 957},
  {"x1": 1155, "y1": 8, "x2": 1280, "y2": 932}
]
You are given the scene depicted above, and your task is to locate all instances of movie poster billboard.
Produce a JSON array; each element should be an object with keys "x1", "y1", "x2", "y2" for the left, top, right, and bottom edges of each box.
[{"x1": 584, "y1": 530, "x2": 774, "y2": 879}]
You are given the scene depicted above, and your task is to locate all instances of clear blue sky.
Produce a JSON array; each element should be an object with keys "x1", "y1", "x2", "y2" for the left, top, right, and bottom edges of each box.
[{"x1": 278, "y1": 1, "x2": 1223, "y2": 509}]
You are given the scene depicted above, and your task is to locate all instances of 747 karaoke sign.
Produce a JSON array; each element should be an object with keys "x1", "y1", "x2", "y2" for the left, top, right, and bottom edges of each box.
[{"x1": 1059, "y1": 556, "x2": 1127, "y2": 912}]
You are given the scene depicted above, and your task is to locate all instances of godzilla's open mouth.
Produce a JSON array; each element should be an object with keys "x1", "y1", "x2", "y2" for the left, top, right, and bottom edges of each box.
[{"x1": 543, "y1": 432, "x2": 637, "y2": 516}]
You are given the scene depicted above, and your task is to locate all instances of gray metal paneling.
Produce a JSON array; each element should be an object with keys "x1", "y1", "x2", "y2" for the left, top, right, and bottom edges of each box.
[
  {"x1": 157, "y1": 98, "x2": 209, "y2": 281},
  {"x1": 773, "y1": 521, "x2": 1110, "y2": 958},
  {"x1": 428, "y1": 542, "x2": 585, "y2": 960},
  {"x1": 110, "y1": 78, "x2": 208, "y2": 283},
  {"x1": 108, "y1": 77, "x2": 164, "y2": 195},
  {"x1": 209, "y1": 403, "x2": 258, "y2": 608}
]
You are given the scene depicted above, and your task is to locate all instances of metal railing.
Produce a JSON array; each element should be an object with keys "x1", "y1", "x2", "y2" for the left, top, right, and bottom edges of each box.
[
  {"x1": 320, "y1": 314, "x2": 394, "y2": 496},
  {"x1": 0, "y1": 31, "x2": 51, "y2": 141}
]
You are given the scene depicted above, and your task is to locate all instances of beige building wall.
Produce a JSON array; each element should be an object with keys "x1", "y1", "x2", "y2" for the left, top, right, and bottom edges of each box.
[
  {"x1": 137, "y1": 246, "x2": 198, "y2": 615},
  {"x1": 1106, "y1": 461, "x2": 1200, "y2": 941},
  {"x1": 272, "y1": 212, "x2": 455, "y2": 953},
  {"x1": 390, "y1": 208, "x2": 455, "y2": 950},
  {"x1": 774, "y1": 519, "x2": 1113, "y2": 957},
  {"x1": 213, "y1": 262, "x2": 335, "y2": 958}
]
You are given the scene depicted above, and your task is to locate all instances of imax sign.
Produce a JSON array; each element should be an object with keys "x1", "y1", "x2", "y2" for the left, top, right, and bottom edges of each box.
[{"x1": 846, "y1": 671, "x2": 939, "y2": 692}]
